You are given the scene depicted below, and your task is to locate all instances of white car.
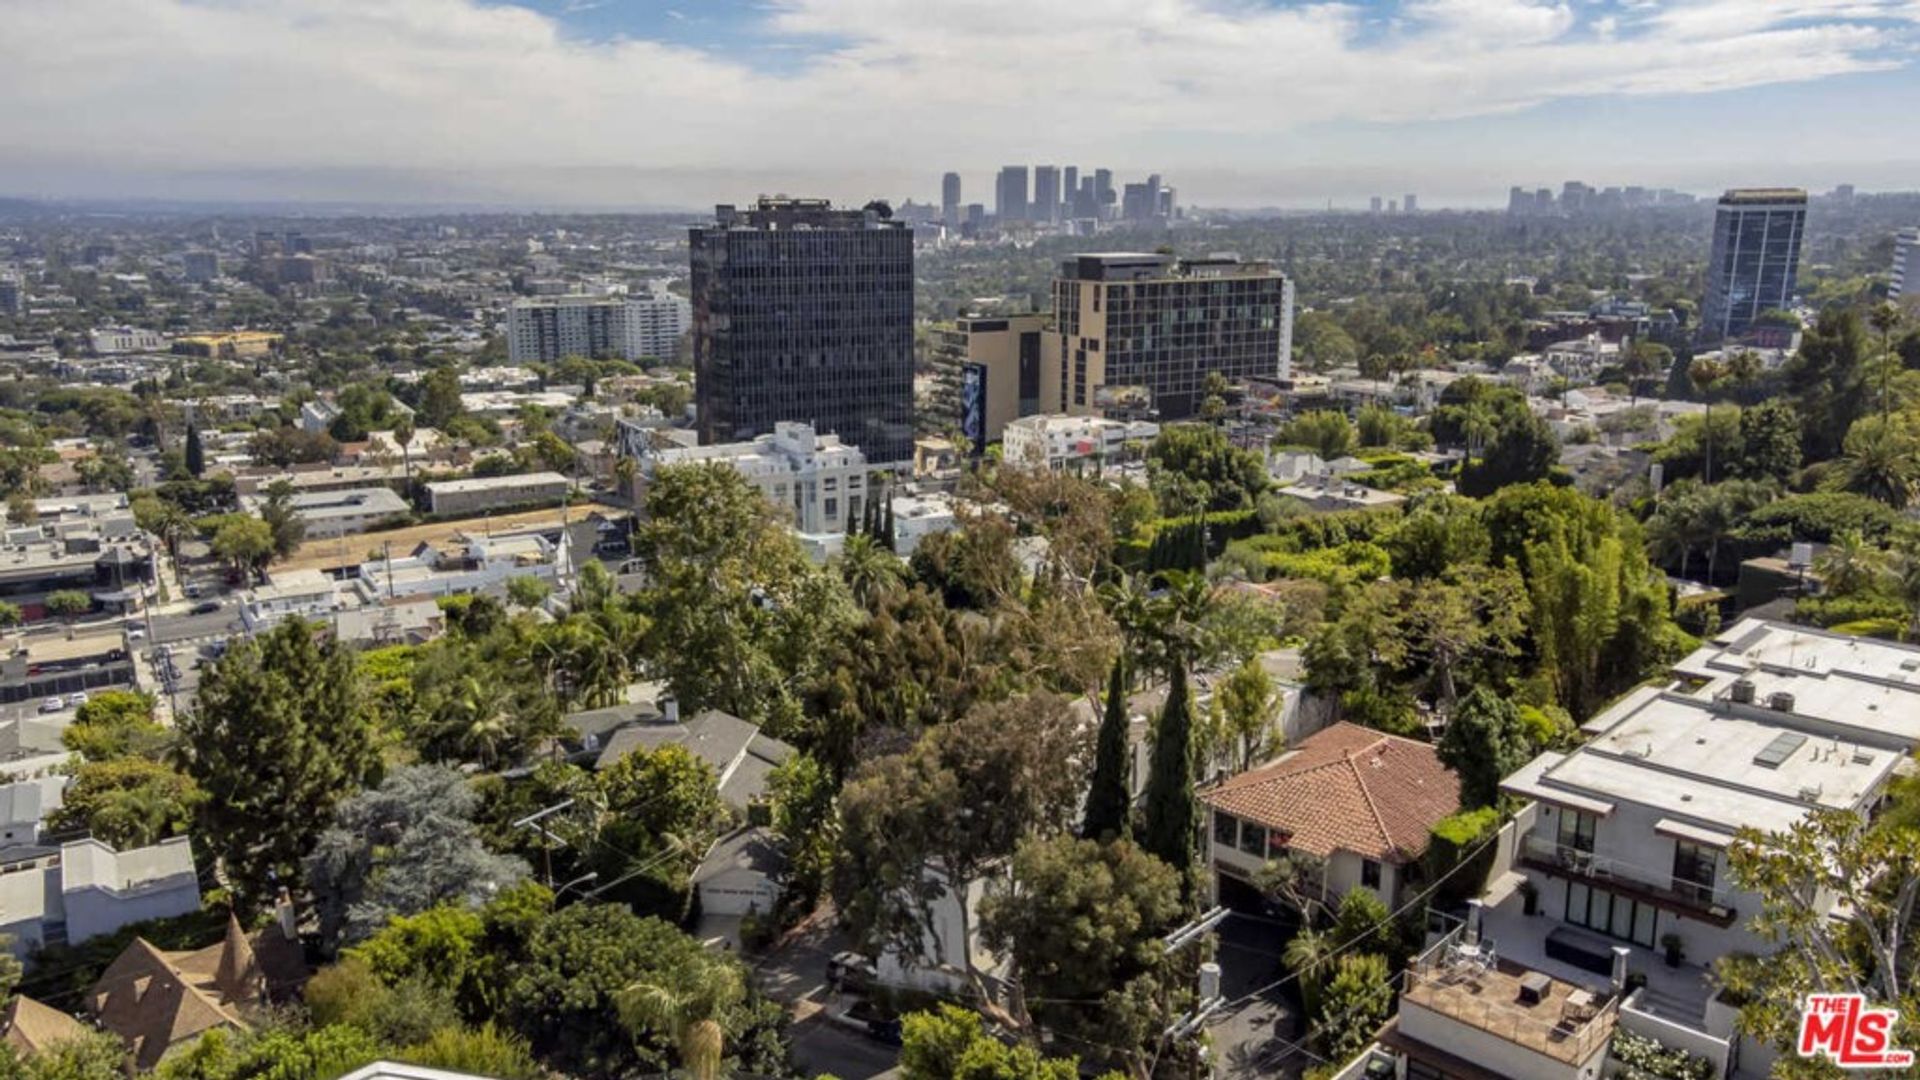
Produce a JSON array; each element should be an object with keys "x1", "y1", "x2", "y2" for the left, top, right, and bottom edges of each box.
[
  {"x1": 37, "y1": 698, "x2": 63, "y2": 714},
  {"x1": 66, "y1": 692, "x2": 89, "y2": 708},
  {"x1": 127, "y1": 627, "x2": 146, "y2": 641}
]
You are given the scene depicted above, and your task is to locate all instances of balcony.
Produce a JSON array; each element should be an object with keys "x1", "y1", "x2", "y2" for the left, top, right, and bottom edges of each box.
[
  {"x1": 1398, "y1": 925, "x2": 1621, "y2": 1071},
  {"x1": 1519, "y1": 836, "x2": 1737, "y2": 927}
]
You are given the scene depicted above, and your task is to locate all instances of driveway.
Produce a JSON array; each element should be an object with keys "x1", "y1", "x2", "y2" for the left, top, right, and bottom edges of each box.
[
  {"x1": 1208, "y1": 911, "x2": 1310, "y2": 1080},
  {"x1": 751, "y1": 905, "x2": 900, "y2": 1080}
]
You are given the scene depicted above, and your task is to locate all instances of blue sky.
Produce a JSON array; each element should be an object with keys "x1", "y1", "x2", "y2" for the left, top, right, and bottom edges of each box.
[{"x1": 2, "y1": 1, "x2": 1918, "y2": 208}]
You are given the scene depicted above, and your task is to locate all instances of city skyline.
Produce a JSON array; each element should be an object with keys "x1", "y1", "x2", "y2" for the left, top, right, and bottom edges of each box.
[{"x1": 4, "y1": 1, "x2": 1920, "y2": 210}]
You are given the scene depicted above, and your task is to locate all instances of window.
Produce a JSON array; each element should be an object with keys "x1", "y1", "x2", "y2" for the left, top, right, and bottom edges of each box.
[
  {"x1": 824, "y1": 497, "x2": 837, "y2": 521},
  {"x1": 1565, "y1": 883, "x2": 1657, "y2": 947},
  {"x1": 1237, "y1": 822, "x2": 1267, "y2": 857},
  {"x1": 1361, "y1": 859, "x2": 1382, "y2": 890},
  {"x1": 1213, "y1": 812, "x2": 1237, "y2": 847},
  {"x1": 1672, "y1": 841, "x2": 1718, "y2": 905},
  {"x1": 1557, "y1": 809, "x2": 1597, "y2": 853}
]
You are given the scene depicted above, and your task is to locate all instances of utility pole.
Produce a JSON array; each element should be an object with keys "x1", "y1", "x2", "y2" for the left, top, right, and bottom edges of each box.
[{"x1": 511, "y1": 799, "x2": 574, "y2": 888}]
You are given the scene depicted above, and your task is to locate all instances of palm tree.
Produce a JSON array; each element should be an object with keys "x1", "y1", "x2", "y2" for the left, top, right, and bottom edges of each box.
[
  {"x1": 1687, "y1": 356, "x2": 1726, "y2": 484},
  {"x1": 1887, "y1": 544, "x2": 1920, "y2": 643},
  {"x1": 615, "y1": 971, "x2": 745, "y2": 1080},
  {"x1": 431, "y1": 673, "x2": 516, "y2": 768},
  {"x1": 1150, "y1": 569, "x2": 1216, "y2": 673},
  {"x1": 1833, "y1": 418, "x2": 1920, "y2": 509},
  {"x1": 392, "y1": 415, "x2": 416, "y2": 483},
  {"x1": 1816, "y1": 530, "x2": 1888, "y2": 598},
  {"x1": 1461, "y1": 402, "x2": 1497, "y2": 463},
  {"x1": 1283, "y1": 925, "x2": 1335, "y2": 1021},
  {"x1": 1098, "y1": 572, "x2": 1155, "y2": 680},
  {"x1": 838, "y1": 533, "x2": 901, "y2": 609}
]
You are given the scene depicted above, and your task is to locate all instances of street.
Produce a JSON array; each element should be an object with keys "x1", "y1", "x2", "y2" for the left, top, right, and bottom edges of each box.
[{"x1": 1207, "y1": 910, "x2": 1308, "y2": 1080}]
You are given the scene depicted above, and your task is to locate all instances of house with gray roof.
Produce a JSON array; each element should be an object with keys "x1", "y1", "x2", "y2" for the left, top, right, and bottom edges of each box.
[{"x1": 572, "y1": 700, "x2": 795, "y2": 810}]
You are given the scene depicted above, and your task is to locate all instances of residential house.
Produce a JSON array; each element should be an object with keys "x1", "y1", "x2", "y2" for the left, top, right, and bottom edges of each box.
[
  {"x1": 1201, "y1": 722, "x2": 1462, "y2": 910},
  {"x1": 237, "y1": 567, "x2": 340, "y2": 633},
  {"x1": 581, "y1": 701, "x2": 796, "y2": 811},
  {"x1": 1, "y1": 996, "x2": 89, "y2": 1055},
  {"x1": 89, "y1": 912, "x2": 305, "y2": 1070},
  {"x1": 0, "y1": 837, "x2": 202, "y2": 957},
  {"x1": 0, "y1": 777, "x2": 67, "y2": 849},
  {"x1": 692, "y1": 826, "x2": 787, "y2": 918}
]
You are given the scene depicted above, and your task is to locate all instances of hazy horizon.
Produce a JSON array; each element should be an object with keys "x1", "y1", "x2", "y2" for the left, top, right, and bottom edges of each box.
[{"x1": 5, "y1": 1, "x2": 1920, "y2": 212}]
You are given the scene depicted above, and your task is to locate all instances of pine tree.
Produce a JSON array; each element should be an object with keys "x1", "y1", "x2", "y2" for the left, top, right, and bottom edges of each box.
[
  {"x1": 1081, "y1": 656, "x2": 1133, "y2": 841},
  {"x1": 1141, "y1": 661, "x2": 1198, "y2": 883},
  {"x1": 185, "y1": 423, "x2": 205, "y2": 478}
]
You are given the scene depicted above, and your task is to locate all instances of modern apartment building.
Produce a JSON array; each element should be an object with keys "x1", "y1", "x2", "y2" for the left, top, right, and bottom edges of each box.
[
  {"x1": 506, "y1": 294, "x2": 690, "y2": 364},
  {"x1": 424, "y1": 472, "x2": 571, "y2": 516},
  {"x1": 1000, "y1": 414, "x2": 1158, "y2": 471},
  {"x1": 926, "y1": 313, "x2": 1047, "y2": 446},
  {"x1": 1048, "y1": 253, "x2": 1294, "y2": 419},
  {"x1": 690, "y1": 198, "x2": 915, "y2": 464},
  {"x1": 1893, "y1": 226, "x2": 1918, "y2": 301},
  {"x1": 0, "y1": 277, "x2": 21, "y2": 317},
  {"x1": 995, "y1": 166, "x2": 1029, "y2": 224},
  {"x1": 646, "y1": 422, "x2": 867, "y2": 535},
  {"x1": 1700, "y1": 188, "x2": 1806, "y2": 342}
]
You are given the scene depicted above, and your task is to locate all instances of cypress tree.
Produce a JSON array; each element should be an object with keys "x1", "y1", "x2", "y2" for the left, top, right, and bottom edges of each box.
[
  {"x1": 881, "y1": 485, "x2": 895, "y2": 551},
  {"x1": 185, "y1": 424, "x2": 206, "y2": 478},
  {"x1": 1082, "y1": 656, "x2": 1133, "y2": 841},
  {"x1": 1141, "y1": 661, "x2": 1198, "y2": 879}
]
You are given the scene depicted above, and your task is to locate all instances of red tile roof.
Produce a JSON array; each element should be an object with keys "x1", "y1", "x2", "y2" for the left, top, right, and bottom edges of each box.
[{"x1": 1201, "y1": 722, "x2": 1461, "y2": 864}]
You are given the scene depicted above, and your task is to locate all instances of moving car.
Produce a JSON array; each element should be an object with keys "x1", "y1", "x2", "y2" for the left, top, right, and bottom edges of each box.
[
  {"x1": 190, "y1": 600, "x2": 222, "y2": 615},
  {"x1": 66, "y1": 692, "x2": 89, "y2": 708},
  {"x1": 38, "y1": 698, "x2": 63, "y2": 714}
]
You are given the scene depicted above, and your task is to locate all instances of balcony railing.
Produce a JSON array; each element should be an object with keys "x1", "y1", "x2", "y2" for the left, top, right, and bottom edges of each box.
[
  {"x1": 1403, "y1": 933, "x2": 1622, "y2": 1068},
  {"x1": 1519, "y1": 836, "x2": 1738, "y2": 924}
]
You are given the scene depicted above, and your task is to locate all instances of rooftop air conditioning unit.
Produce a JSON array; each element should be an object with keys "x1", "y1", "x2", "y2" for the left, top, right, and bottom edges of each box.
[
  {"x1": 1731, "y1": 679, "x2": 1756, "y2": 704},
  {"x1": 1769, "y1": 691, "x2": 1796, "y2": 712}
]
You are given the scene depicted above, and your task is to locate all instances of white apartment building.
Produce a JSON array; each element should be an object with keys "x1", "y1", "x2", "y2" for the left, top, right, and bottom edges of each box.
[
  {"x1": 1000, "y1": 414, "x2": 1159, "y2": 471},
  {"x1": 87, "y1": 327, "x2": 168, "y2": 355},
  {"x1": 238, "y1": 567, "x2": 341, "y2": 632},
  {"x1": 505, "y1": 294, "x2": 690, "y2": 364},
  {"x1": 350, "y1": 532, "x2": 563, "y2": 603},
  {"x1": 647, "y1": 422, "x2": 867, "y2": 535},
  {"x1": 1342, "y1": 621, "x2": 1920, "y2": 1080},
  {"x1": 0, "y1": 837, "x2": 201, "y2": 958},
  {"x1": 1894, "y1": 226, "x2": 1918, "y2": 301}
]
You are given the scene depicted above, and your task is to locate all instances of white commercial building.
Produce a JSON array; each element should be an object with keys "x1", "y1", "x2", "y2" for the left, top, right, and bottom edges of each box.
[
  {"x1": 505, "y1": 294, "x2": 690, "y2": 364},
  {"x1": 87, "y1": 327, "x2": 168, "y2": 355},
  {"x1": 647, "y1": 422, "x2": 868, "y2": 535},
  {"x1": 240, "y1": 486, "x2": 409, "y2": 540},
  {"x1": 1894, "y1": 225, "x2": 1918, "y2": 301},
  {"x1": 238, "y1": 567, "x2": 341, "y2": 632},
  {"x1": 1000, "y1": 414, "x2": 1158, "y2": 472},
  {"x1": 425, "y1": 472, "x2": 571, "y2": 516}
]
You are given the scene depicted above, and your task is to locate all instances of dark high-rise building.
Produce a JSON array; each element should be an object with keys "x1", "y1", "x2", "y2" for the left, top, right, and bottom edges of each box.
[
  {"x1": 690, "y1": 197, "x2": 915, "y2": 464},
  {"x1": 941, "y1": 172, "x2": 962, "y2": 226},
  {"x1": 1033, "y1": 166, "x2": 1061, "y2": 224},
  {"x1": 1121, "y1": 183, "x2": 1153, "y2": 221},
  {"x1": 1062, "y1": 167, "x2": 1079, "y2": 213},
  {"x1": 996, "y1": 166, "x2": 1029, "y2": 223},
  {"x1": 1074, "y1": 177, "x2": 1098, "y2": 219},
  {"x1": 1094, "y1": 169, "x2": 1115, "y2": 216},
  {"x1": 1701, "y1": 188, "x2": 1807, "y2": 343}
]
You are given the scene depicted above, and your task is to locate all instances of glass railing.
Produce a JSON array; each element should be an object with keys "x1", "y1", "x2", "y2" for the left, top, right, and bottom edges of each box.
[{"x1": 1519, "y1": 836, "x2": 1737, "y2": 911}]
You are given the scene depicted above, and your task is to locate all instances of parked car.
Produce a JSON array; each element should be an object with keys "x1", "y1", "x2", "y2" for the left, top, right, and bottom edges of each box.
[
  {"x1": 127, "y1": 627, "x2": 146, "y2": 641},
  {"x1": 190, "y1": 600, "x2": 222, "y2": 615},
  {"x1": 66, "y1": 692, "x2": 89, "y2": 708},
  {"x1": 183, "y1": 584, "x2": 202, "y2": 599},
  {"x1": 827, "y1": 951, "x2": 879, "y2": 994},
  {"x1": 38, "y1": 698, "x2": 63, "y2": 714}
]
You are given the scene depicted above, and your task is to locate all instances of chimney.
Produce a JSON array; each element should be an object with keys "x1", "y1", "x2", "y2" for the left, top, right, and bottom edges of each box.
[
  {"x1": 275, "y1": 887, "x2": 297, "y2": 941},
  {"x1": 661, "y1": 695, "x2": 680, "y2": 723},
  {"x1": 1464, "y1": 898, "x2": 1483, "y2": 945},
  {"x1": 1610, "y1": 945, "x2": 1631, "y2": 995}
]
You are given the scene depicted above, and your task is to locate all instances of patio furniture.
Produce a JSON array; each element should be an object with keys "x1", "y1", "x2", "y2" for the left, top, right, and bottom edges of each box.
[{"x1": 1518, "y1": 971, "x2": 1552, "y2": 1005}]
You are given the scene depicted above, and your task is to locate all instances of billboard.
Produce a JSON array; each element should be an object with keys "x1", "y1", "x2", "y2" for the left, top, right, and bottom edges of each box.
[{"x1": 960, "y1": 362, "x2": 987, "y2": 455}]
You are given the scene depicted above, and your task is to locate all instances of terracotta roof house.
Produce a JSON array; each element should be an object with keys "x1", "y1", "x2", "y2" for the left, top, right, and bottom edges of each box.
[
  {"x1": 87, "y1": 913, "x2": 305, "y2": 1070},
  {"x1": 0, "y1": 995, "x2": 90, "y2": 1055},
  {"x1": 1201, "y1": 722, "x2": 1462, "y2": 909}
]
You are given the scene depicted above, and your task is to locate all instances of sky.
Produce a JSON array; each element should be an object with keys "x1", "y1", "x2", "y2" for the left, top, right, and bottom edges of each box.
[{"x1": 2, "y1": 0, "x2": 1919, "y2": 211}]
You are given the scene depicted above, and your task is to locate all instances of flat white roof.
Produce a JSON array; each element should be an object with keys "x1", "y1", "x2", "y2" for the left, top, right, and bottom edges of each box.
[{"x1": 425, "y1": 472, "x2": 570, "y2": 495}]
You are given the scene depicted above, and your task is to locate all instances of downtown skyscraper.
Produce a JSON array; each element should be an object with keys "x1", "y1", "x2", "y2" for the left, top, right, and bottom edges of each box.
[
  {"x1": 1701, "y1": 188, "x2": 1806, "y2": 342},
  {"x1": 690, "y1": 198, "x2": 915, "y2": 464}
]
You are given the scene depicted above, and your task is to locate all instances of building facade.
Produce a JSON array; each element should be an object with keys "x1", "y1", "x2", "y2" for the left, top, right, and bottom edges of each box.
[
  {"x1": 1000, "y1": 414, "x2": 1157, "y2": 471},
  {"x1": 506, "y1": 294, "x2": 689, "y2": 364},
  {"x1": 1700, "y1": 188, "x2": 1806, "y2": 342},
  {"x1": 1894, "y1": 226, "x2": 1918, "y2": 302},
  {"x1": 690, "y1": 198, "x2": 915, "y2": 465},
  {"x1": 941, "y1": 172, "x2": 962, "y2": 226},
  {"x1": 646, "y1": 422, "x2": 867, "y2": 535},
  {"x1": 926, "y1": 313, "x2": 1047, "y2": 445},
  {"x1": 995, "y1": 166, "x2": 1028, "y2": 224},
  {"x1": 1048, "y1": 253, "x2": 1294, "y2": 419},
  {"x1": 1032, "y1": 166, "x2": 1061, "y2": 224},
  {"x1": 424, "y1": 472, "x2": 571, "y2": 516}
]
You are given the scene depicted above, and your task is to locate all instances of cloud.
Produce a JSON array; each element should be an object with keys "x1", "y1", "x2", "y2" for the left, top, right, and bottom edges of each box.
[{"x1": 0, "y1": 0, "x2": 1913, "y2": 204}]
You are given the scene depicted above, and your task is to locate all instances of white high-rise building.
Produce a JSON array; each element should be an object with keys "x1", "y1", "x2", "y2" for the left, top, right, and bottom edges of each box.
[
  {"x1": 1893, "y1": 226, "x2": 1919, "y2": 301},
  {"x1": 641, "y1": 422, "x2": 868, "y2": 535},
  {"x1": 506, "y1": 293, "x2": 690, "y2": 364}
]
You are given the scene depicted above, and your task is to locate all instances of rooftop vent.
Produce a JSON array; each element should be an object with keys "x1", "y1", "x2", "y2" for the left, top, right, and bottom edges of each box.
[
  {"x1": 1730, "y1": 678, "x2": 1756, "y2": 705},
  {"x1": 1852, "y1": 748, "x2": 1875, "y2": 766},
  {"x1": 1768, "y1": 691, "x2": 1796, "y2": 713},
  {"x1": 1753, "y1": 731, "x2": 1807, "y2": 769}
]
